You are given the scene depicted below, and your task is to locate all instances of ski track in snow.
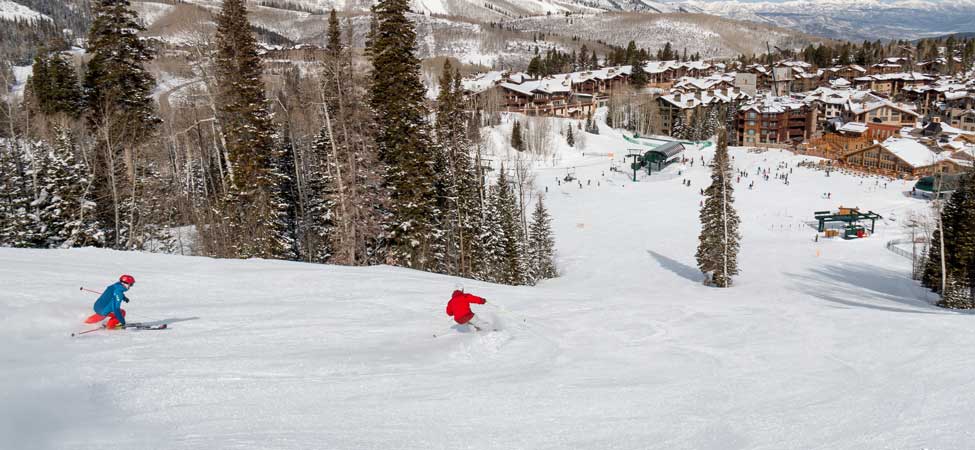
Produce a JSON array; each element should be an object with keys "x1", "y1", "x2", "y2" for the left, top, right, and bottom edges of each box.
[{"x1": 3, "y1": 112, "x2": 975, "y2": 449}]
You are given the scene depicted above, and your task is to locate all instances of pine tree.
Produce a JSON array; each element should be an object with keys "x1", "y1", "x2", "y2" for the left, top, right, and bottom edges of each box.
[
  {"x1": 528, "y1": 196, "x2": 557, "y2": 282},
  {"x1": 369, "y1": 0, "x2": 439, "y2": 270},
  {"x1": 922, "y1": 227, "x2": 943, "y2": 291},
  {"x1": 213, "y1": 0, "x2": 290, "y2": 259},
  {"x1": 275, "y1": 128, "x2": 300, "y2": 259},
  {"x1": 305, "y1": 126, "x2": 338, "y2": 263},
  {"x1": 431, "y1": 62, "x2": 458, "y2": 274},
  {"x1": 31, "y1": 50, "x2": 82, "y2": 118},
  {"x1": 491, "y1": 166, "x2": 527, "y2": 285},
  {"x1": 672, "y1": 113, "x2": 685, "y2": 139},
  {"x1": 432, "y1": 61, "x2": 484, "y2": 276},
  {"x1": 926, "y1": 173, "x2": 975, "y2": 308},
  {"x1": 511, "y1": 121, "x2": 524, "y2": 151},
  {"x1": 695, "y1": 128, "x2": 741, "y2": 287},
  {"x1": 566, "y1": 124, "x2": 575, "y2": 147},
  {"x1": 84, "y1": 0, "x2": 159, "y2": 249},
  {"x1": 630, "y1": 52, "x2": 649, "y2": 87},
  {"x1": 453, "y1": 72, "x2": 484, "y2": 278}
]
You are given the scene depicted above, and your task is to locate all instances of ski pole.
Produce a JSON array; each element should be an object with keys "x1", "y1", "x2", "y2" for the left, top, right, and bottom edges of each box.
[
  {"x1": 80, "y1": 287, "x2": 102, "y2": 295},
  {"x1": 71, "y1": 325, "x2": 104, "y2": 337}
]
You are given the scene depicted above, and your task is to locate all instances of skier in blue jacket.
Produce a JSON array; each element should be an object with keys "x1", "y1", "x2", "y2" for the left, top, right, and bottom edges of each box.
[{"x1": 84, "y1": 275, "x2": 135, "y2": 329}]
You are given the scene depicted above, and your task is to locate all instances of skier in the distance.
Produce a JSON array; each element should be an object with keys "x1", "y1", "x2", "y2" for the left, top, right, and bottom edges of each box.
[
  {"x1": 446, "y1": 287, "x2": 489, "y2": 331},
  {"x1": 84, "y1": 275, "x2": 135, "y2": 329}
]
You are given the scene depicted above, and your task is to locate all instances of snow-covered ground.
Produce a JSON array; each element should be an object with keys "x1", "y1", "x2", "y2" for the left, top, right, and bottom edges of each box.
[{"x1": 3, "y1": 115, "x2": 975, "y2": 449}]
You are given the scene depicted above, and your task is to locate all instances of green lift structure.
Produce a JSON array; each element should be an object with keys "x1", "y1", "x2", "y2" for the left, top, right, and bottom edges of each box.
[
  {"x1": 814, "y1": 208, "x2": 882, "y2": 239},
  {"x1": 624, "y1": 142, "x2": 686, "y2": 182}
]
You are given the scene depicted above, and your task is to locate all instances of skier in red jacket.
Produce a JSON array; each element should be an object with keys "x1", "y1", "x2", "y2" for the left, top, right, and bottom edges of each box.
[{"x1": 446, "y1": 288, "x2": 488, "y2": 331}]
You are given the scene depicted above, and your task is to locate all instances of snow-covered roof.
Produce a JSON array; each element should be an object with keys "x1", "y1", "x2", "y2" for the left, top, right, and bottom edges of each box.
[
  {"x1": 660, "y1": 87, "x2": 749, "y2": 109},
  {"x1": 880, "y1": 137, "x2": 938, "y2": 168},
  {"x1": 778, "y1": 60, "x2": 812, "y2": 69},
  {"x1": 847, "y1": 93, "x2": 920, "y2": 118},
  {"x1": 854, "y1": 72, "x2": 934, "y2": 82},
  {"x1": 825, "y1": 65, "x2": 865, "y2": 74},
  {"x1": 499, "y1": 77, "x2": 572, "y2": 97},
  {"x1": 561, "y1": 66, "x2": 631, "y2": 84},
  {"x1": 673, "y1": 73, "x2": 735, "y2": 91},
  {"x1": 740, "y1": 95, "x2": 806, "y2": 114},
  {"x1": 462, "y1": 71, "x2": 508, "y2": 94},
  {"x1": 838, "y1": 122, "x2": 869, "y2": 134},
  {"x1": 831, "y1": 78, "x2": 851, "y2": 89},
  {"x1": 803, "y1": 87, "x2": 872, "y2": 106},
  {"x1": 641, "y1": 60, "x2": 712, "y2": 75},
  {"x1": 936, "y1": 122, "x2": 975, "y2": 136}
]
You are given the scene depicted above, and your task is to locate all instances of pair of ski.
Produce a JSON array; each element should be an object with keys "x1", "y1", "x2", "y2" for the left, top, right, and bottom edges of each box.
[
  {"x1": 71, "y1": 322, "x2": 168, "y2": 337},
  {"x1": 433, "y1": 327, "x2": 498, "y2": 338}
]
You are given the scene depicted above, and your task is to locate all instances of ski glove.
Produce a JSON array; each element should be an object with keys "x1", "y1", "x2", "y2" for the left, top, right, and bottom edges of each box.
[{"x1": 123, "y1": 295, "x2": 130, "y2": 303}]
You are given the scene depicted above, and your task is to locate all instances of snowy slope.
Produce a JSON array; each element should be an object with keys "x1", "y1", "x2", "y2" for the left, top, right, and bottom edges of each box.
[
  {"x1": 3, "y1": 114, "x2": 975, "y2": 449},
  {"x1": 0, "y1": 0, "x2": 50, "y2": 23}
]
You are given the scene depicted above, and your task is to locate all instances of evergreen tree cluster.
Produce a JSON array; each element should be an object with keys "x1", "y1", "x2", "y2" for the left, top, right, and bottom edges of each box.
[
  {"x1": 479, "y1": 168, "x2": 557, "y2": 285},
  {"x1": 1, "y1": 1, "x2": 560, "y2": 288},
  {"x1": 922, "y1": 173, "x2": 975, "y2": 308},
  {"x1": 798, "y1": 36, "x2": 975, "y2": 73},
  {"x1": 511, "y1": 121, "x2": 525, "y2": 151},
  {"x1": 527, "y1": 48, "x2": 581, "y2": 78},
  {"x1": 0, "y1": 132, "x2": 103, "y2": 248},
  {"x1": 676, "y1": 105, "x2": 724, "y2": 141}
]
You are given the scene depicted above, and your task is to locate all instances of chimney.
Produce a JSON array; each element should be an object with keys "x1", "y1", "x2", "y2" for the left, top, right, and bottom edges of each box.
[
  {"x1": 695, "y1": 91, "x2": 702, "y2": 100},
  {"x1": 675, "y1": 93, "x2": 682, "y2": 102}
]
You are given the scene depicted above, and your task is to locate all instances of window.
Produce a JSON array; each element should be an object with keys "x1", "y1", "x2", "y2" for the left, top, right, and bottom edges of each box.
[{"x1": 747, "y1": 112, "x2": 757, "y2": 119}]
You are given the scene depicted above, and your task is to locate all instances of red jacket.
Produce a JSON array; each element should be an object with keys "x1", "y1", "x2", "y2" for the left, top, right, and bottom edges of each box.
[{"x1": 446, "y1": 290, "x2": 486, "y2": 324}]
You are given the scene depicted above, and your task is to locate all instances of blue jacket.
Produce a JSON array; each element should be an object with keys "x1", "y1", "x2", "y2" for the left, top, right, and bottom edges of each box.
[{"x1": 93, "y1": 282, "x2": 128, "y2": 325}]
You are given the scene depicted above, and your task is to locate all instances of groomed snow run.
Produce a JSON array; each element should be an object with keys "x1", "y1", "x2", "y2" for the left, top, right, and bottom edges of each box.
[{"x1": 3, "y1": 116, "x2": 975, "y2": 449}]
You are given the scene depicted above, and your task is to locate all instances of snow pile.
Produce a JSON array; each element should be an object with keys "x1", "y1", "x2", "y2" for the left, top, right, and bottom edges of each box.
[{"x1": 3, "y1": 113, "x2": 975, "y2": 449}]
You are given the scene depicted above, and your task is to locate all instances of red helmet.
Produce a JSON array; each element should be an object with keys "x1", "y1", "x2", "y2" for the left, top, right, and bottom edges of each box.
[{"x1": 119, "y1": 274, "x2": 135, "y2": 286}]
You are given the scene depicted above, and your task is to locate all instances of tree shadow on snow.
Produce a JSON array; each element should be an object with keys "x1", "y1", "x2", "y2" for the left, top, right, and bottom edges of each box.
[
  {"x1": 139, "y1": 317, "x2": 200, "y2": 327},
  {"x1": 647, "y1": 250, "x2": 703, "y2": 283},
  {"x1": 787, "y1": 264, "x2": 954, "y2": 315}
]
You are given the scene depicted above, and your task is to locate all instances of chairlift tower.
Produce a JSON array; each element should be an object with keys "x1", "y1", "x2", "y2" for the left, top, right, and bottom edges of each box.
[{"x1": 626, "y1": 149, "x2": 643, "y2": 182}]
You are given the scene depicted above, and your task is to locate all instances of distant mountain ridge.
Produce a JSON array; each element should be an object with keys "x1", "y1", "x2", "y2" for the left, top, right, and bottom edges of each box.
[{"x1": 673, "y1": 0, "x2": 975, "y2": 41}]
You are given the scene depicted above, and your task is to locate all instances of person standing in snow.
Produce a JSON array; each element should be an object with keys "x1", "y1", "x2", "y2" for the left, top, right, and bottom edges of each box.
[
  {"x1": 446, "y1": 288, "x2": 488, "y2": 331},
  {"x1": 84, "y1": 275, "x2": 135, "y2": 329}
]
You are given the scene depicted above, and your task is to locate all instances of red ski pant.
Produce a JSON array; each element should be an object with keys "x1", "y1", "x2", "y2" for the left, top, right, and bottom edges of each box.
[
  {"x1": 453, "y1": 312, "x2": 475, "y2": 324},
  {"x1": 85, "y1": 310, "x2": 126, "y2": 327}
]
